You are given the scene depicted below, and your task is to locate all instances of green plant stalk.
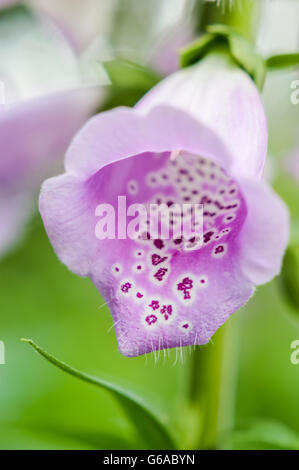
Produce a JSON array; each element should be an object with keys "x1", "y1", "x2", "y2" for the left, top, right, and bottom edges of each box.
[{"x1": 196, "y1": 0, "x2": 260, "y2": 41}]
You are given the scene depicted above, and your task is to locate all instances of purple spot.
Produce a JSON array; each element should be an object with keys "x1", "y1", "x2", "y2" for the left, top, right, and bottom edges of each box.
[
  {"x1": 154, "y1": 268, "x2": 168, "y2": 282},
  {"x1": 149, "y1": 300, "x2": 160, "y2": 310},
  {"x1": 160, "y1": 304, "x2": 173, "y2": 320},
  {"x1": 152, "y1": 254, "x2": 168, "y2": 266},
  {"x1": 121, "y1": 282, "x2": 132, "y2": 293},
  {"x1": 154, "y1": 239, "x2": 164, "y2": 250},
  {"x1": 136, "y1": 292, "x2": 143, "y2": 298},
  {"x1": 204, "y1": 231, "x2": 214, "y2": 243},
  {"x1": 177, "y1": 277, "x2": 193, "y2": 300},
  {"x1": 145, "y1": 315, "x2": 157, "y2": 326}
]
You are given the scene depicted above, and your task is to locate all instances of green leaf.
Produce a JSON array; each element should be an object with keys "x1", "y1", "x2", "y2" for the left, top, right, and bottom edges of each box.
[
  {"x1": 221, "y1": 419, "x2": 299, "y2": 450},
  {"x1": 21, "y1": 339, "x2": 177, "y2": 450},
  {"x1": 180, "y1": 25, "x2": 266, "y2": 91},
  {"x1": 280, "y1": 245, "x2": 299, "y2": 311},
  {"x1": 102, "y1": 59, "x2": 162, "y2": 109},
  {"x1": 179, "y1": 33, "x2": 218, "y2": 68},
  {"x1": 207, "y1": 25, "x2": 266, "y2": 91},
  {"x1": 266, "y1": 53, "x2": 299, "y2": 70}
]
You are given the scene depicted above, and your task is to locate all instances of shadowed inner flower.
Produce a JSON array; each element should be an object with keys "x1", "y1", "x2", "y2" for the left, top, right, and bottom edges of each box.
[{"x1": 85, "y1": 149, "x2": 250, "y2": 356}]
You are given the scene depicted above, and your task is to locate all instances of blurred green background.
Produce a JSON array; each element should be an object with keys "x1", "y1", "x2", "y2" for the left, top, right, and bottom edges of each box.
[{"x1": 1, "y1": 211, "x2": 299, "y2": 450}]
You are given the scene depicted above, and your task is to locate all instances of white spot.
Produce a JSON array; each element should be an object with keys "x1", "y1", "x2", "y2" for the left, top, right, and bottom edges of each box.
[
  {"x1": 158, "y1": 171, "x2": 172, "y2": 186},
  {"x1": 133, "y1": 262, "x2": 145, "y2": 274},
  {"x1": 221, "y1": 227, "x2": 232, "y2": 235},
  {"x1": 158, "y1": 299, "x2": 176, "y2": 323},
  {"x1": 127, "y1": 179, "x2": 139, "y2": 195},
  {"x1": 179, "y1": 321, "x2": 193, "y2": 332},
  {"x1": 134, "y1": 249, "x2": 145, "y2": 258},
  {"x1": 118, "y1": 279, "x2": 134, "y2": 296},
  {"x1": 227, "y1": 184, "x2": 238, "y2": 197},
  {"x1": 212, "y1": 243, "x2": 228, "y2": 258},
  {"x1": 173, "y1": 273, "x2": 197, "y2": 305},
  {"x1": 111, "y1": 263, "x2": 123, "y2": 277},
  {"x1": 143, "y1": 307, "x2": 160, "y2": 329},
  {"x1": 223, "y1": 213, "x2": 236, "y2": 224},
  {"x1": 146, "y1": 172, "x2": 159, "y2": 188},
  {"x1": 198, "y1": 275, "x2": 208, "y2": 288},
  {"x1": 133, "y1": 287, "x2": 146, "y2": 303},
  {"x1": 150, "y1": 264, "x2": 170, "y2": 286}
]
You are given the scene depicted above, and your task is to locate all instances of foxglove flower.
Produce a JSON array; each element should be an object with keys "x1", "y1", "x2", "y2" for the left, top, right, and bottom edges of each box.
[
  {"x1": 40, "y1": 52, "x2": 289, "y2": 357},
  {"x1": 0, "y1": 6, "x2": 101, "y2": 256}
]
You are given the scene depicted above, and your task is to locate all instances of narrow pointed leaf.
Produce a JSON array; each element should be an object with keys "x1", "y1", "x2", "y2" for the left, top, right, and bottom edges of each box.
[
  {"x1": 21, "y1": 339, "x2": 177, "y2": 450},
  {"x1": 179, "y1": 33, "x2": 218, "y2": 68},
  {"x1": 266, "y1": 53, "x2": 299, "y2": 70},
  {"x1": 207, "y1": 24, "x2": 266, "y2": 90}
]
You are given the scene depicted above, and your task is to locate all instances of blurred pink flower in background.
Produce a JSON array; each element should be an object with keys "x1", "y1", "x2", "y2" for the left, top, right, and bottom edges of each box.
[
  {"x1": 0, "y1": 5, "x2": 102, "y2": 256},
  {"x1": 27, "y1": 0, "x2": 118, "y2": 52},
  {"x1": 285, "y1": 150, "x2": 299, "y2": 184}
]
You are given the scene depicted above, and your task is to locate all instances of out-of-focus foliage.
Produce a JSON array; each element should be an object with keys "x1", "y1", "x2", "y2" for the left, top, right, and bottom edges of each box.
[
  {"x1": 1, "y1": 0, "x2": 299, "y2": 451},
  {"x1": 102, "y1": 59, "x2": 162, "y2": 109},
  {"x1": 22, "y1": 339, "x2": 177, "y2": 449},
  {"x1": 0, "y1": 216, "x2": 190, "y2": 449},
  {"x1": 281, "y1": 246, "x2": 299, "y2": 311},
  {"x1": 221, "y1": 419, "x2": 299, "y2": 450}
]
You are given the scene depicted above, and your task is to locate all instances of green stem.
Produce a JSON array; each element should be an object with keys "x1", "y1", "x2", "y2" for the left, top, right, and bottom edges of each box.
[
  {"x1": 184, "y1": 316, "x2": 242, "y2": 449},
  {"x1": 195, "y1": 0, "x2": 260, "y2": 40},
  {"x1": 184, "y1": 0, "x2": 260, "y2": 450},
  {"x1": 198, "y1": 317, "x2": 242, "y2": 449}
]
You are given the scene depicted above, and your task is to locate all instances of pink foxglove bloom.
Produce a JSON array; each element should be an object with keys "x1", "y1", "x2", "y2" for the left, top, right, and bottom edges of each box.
[
  {"x1": 40, "y1": 52, "x2": 289, "y2": 357},
  {"x1": 0, "y1": 7, "x2": 101, "y2": 256}
]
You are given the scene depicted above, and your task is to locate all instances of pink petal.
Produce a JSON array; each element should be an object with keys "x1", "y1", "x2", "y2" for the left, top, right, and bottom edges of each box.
[
  {"x1": 137, "y1": 52, "x2": 268, "y2": 179},
  {"x1": 65, "y1": 105, "x2": 233, "y2": 179},
  {"x1": 238, "y1": 178, "x2": 289, "y2": 285}
]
